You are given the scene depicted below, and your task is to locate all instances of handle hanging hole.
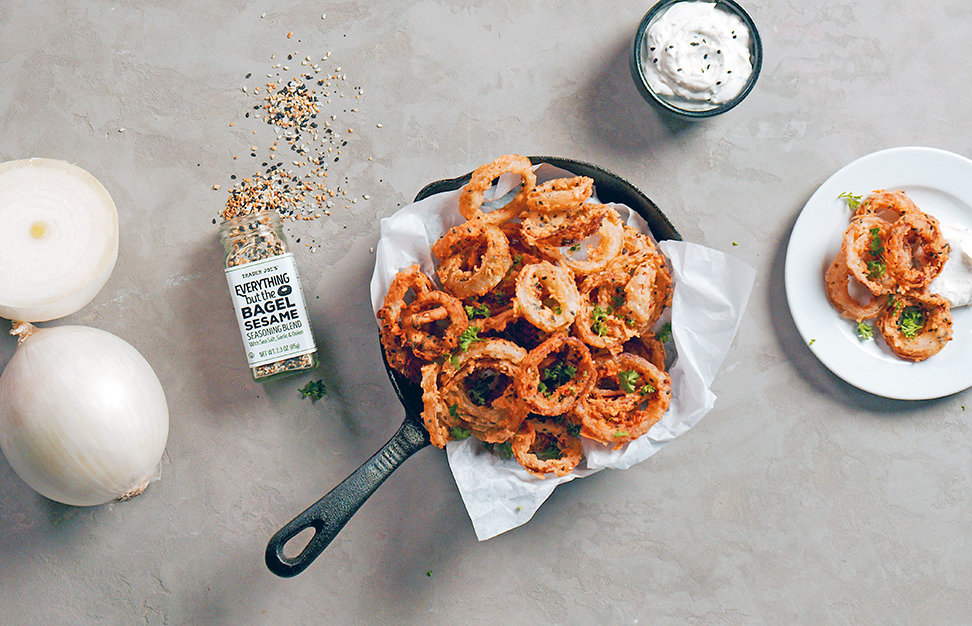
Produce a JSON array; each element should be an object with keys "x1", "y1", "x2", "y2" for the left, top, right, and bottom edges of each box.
[{"x1": 282, "y1": 527, "x2": 317, "y2": 559}]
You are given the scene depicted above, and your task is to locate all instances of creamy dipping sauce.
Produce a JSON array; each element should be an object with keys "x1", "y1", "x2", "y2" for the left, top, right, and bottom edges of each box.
[
  {"x1": 643, "y1": 1, "x2": 753, "y2": 104},
  {"x1": 930, "y1": 222, "x2": 972, "y2": 307}
]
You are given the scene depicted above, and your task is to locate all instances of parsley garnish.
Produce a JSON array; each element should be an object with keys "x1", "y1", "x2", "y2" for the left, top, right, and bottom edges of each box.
[
  {"x1": 457, "y1": 326, "x2": 483, "y2": 352},
  {"x1": 866, "y1": 259, "x2": 886, "y2": 279},
  {"x1": 868, "y1": 227, "x2": 884, "y2": 257},
  {"x1": 464, "y1": 303, "x2": 490, "y2": 320},
  {"x1": 591, "y1": 305, "x2": 611, "y2": 336},
  {"x1": 613, "y1": 430, "x2": 629, "y2": 438},
  {"x1": 839, "y1": 191, "x2": 863, "y2": 211},
  {"x1": 856, "y1": 320, "x2": 874, "y2": 341},
  {"x1": 448, "y1": 404, "x2": 459, "y2": 418},
  {"x1": 534, "y1": 443, "x2": 562, "y2": 461},
  {"x1": 540, "y1": 361, "x2": 577, "y2": 396},
  {"x1": 655, "y1": 321, "x2": 673, "y2": 343},
  {"x1": 298, "y1": 379, "x2": 327, "y2": 403},
  {"x1": 898, "y1": 306, "x2": 925, "y2": 338},
  {"x1": 466, "y1": 370, "x2": 497, "y2": 406},
  {"x1": 889, "y1": 293, "x2": 902, "y2": 313},
  {"x1": 619, "y1": 369, "x2": 640, "y2": 394},
  {"x1": 450, "y1": 426, "x2": 471, "y2": 440},
  {"x1": 483, "y1": 441, "x2": 513, "y2": 459}
]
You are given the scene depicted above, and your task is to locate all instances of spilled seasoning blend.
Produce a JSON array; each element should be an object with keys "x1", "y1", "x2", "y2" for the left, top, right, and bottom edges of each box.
[{"x1": 220, "y1": 211, "x2": 317, "y2": 381}]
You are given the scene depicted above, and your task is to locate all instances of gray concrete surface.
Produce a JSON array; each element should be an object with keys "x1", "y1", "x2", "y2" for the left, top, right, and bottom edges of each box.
[{"x1": 1, "y1": 1, "x2": 970, "y2": 623}]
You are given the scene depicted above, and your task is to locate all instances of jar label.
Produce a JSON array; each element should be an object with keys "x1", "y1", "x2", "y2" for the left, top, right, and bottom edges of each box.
[{"x1": 224, "y1": 253, "x2": 316, "y2": 368}]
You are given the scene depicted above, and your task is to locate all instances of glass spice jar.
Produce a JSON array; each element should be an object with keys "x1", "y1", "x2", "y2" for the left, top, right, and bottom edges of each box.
[{"x1": 219, "y1": 210, "x2": 318, "y2": 382}]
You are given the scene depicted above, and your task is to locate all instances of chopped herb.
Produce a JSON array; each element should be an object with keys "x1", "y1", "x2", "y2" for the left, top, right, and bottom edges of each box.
[
  {"x1": 619, "y1": 369, "x2": 640, "y2": 394},
  {"x1": 839, "y1": 191, "x2": 863, "y2": 210},
  {"x1": 898, "y1": 306, "x2": 924, "y2": 338},
  {"x1": 866, "y1": 259, "x2": 886, "y2": 279},
  {"x1": 613, "y1": 430, "x2": 629, "y2": 438},
  {"x1": 534, "y1": 443, "x2": 562, "y2": 461},
  {"x1": 450, "y1": 426, "x2": 471, "y2": 439},
  {"x1": 540, "y1": 361, "x2": 577, "y2": 396},
  {"x1": 889, "y1": 293, "x2": 902, "y2": 313},
  {"x1": 457, "y1": 326, "x2": 483, "y2": 351},
  {"x1": 868, "y1": 227, "x2": 884, "y2": 257},
  {"x1": 466, "y1": 371, "x2": 496, "y2": 406},
  {"x1": 639, "y1": 383, "x2": 656, "y2": 396},
  {"x1": 592, "y1": 305, "x2": 611, "y2": 336},
  {"x1": 448, "y1": 403, "x2": 459, "y2": 418},
  {"x1": 487, "y1": 441, "x2": 513, "y2": 459},
  {"x1": 298, "y1": 379, "x2": 327, "y2": 402},
  {"x1": 856, "y1": 320, "x2": 874, "y2": 341},
  {"x1": 512, "y1": 253, "x2": 524, "y2": 267},
  {"x1": 655, "y1": 321, "x2": 673, "y2": 343},
  {"x1": 426, "y1": 571, "x2": 432, "y2": 577},
  {"x1": 809, "y1": 338, "x2": 816, "y2": 345},
  {"x1": 464, "y1": 303, "x2": 490, "y2": 319},
  {"x1": 569, "y1": 243, "x2": 581, "y2": 252}
]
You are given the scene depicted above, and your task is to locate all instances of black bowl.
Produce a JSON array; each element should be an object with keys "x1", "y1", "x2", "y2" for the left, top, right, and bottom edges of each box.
[{"x1": 629, "y1": 0, "x2": 762, "y2": 119}]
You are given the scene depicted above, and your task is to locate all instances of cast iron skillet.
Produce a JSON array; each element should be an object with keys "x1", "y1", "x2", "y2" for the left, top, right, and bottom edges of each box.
[{"x1": 265, "y1": 156, "x2": 682, "y2": 577}]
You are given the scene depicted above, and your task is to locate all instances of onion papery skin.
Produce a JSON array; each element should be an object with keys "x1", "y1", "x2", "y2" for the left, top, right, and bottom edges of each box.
[
  {"x1": 0, "y1": 158, "x2": 118, "y2": 322},
  {"x1": 0, "y1": 325, "x2": 169, "y2": 506}
]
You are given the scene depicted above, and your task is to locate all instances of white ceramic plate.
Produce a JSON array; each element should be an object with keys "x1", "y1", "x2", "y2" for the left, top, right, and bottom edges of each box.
[{"x1": 785, "y1": 146, "x2": 972, "y2": 400}]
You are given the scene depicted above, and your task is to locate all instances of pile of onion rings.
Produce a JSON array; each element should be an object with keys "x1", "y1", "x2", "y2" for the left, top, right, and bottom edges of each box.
[
  {"x1": 378, "y1": 155, "x2": 674, "y2": 478},
  {"x1": 825, "y1": 189, "x2": 952, "y2": 362}
]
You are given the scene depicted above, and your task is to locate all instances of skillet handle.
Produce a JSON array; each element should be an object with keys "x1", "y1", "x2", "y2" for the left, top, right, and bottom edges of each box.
[{"x1": 265, "y1": 416, "x2": 430, "y2": 577}]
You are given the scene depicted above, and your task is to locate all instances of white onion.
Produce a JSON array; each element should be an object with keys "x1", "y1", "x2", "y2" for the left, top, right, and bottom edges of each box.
[
  {"x1": 0, "y1": 323, "x2": 169, "y2": 506},
  {"x1": 0, "y1": 158, "x2": 118, "y2": 322}
]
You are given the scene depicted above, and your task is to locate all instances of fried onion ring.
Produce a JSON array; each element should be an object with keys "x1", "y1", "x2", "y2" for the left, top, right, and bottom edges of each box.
[
  {"x1": 877, "y1": 293, "x2": 953, "y2": 362},
  {"x1": 573, "y1": 266, "x2": 641, "y2": 353},
  {"x1": 520, "y1": 201, "x2": 610, "y2": 248},
  {"x1": 458, "y1": 154, "x2": 536, "y2": 224},
  {"x1": 524, "y1": 176, "x2": 594, "y2": 214},
  {"x1": 824, "y1": 250, "x2": 888, "y2": 321},
  {"x1": 886, "y1": 211, "x2": 949, "y2": 291},
  {"x1": 622, "y1": 253, "x2": 672, "y2": 329},
  {"x1": 515, "y1": 334, "x2": 595, "y2": 416},
  {"x1": 433, "y1": 219, "x2": 513, "y2": 298},
  {"x1": 621, "y1": 334, "x2": 667, "y2": 370},
  {"x1": 575, "y1": 354, "x2": 672, "y2": 448},
  {"x1": 420, "y1": 363, "x2": 459, "y2": 449},
  {"x1": 377, "y1": 265, "x2": 435, "y2": 380},
  {"x1": 842, "y1": 215, "x2": 897, "y2": 295},
  {"x1": 512, "y1": 419, "x2": 583, "y2": 478},
  {"x1": 402, "y1": 290, "x2": 468, "y2": 360},
  {"x1": 442, "y1": 339, "x2": 527, "y2": 443},
  {"x1": 514, "y1": 261, "x2": 581, "y2": 333},
  {"x1": 855, "y1": 189, "x2": 918, "y2": 222},
  {"x1": 543, "y1": 206, "x2": 624, "y2": 275}
]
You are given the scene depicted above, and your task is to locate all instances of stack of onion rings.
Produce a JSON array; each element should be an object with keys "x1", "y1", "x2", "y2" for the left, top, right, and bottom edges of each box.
[
  {"x1": 825, "y1": 189, "x2": 951, "y2": 361},
  {"x1": 379, "y1": 155, "x2": 674, "y2": 477}
]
